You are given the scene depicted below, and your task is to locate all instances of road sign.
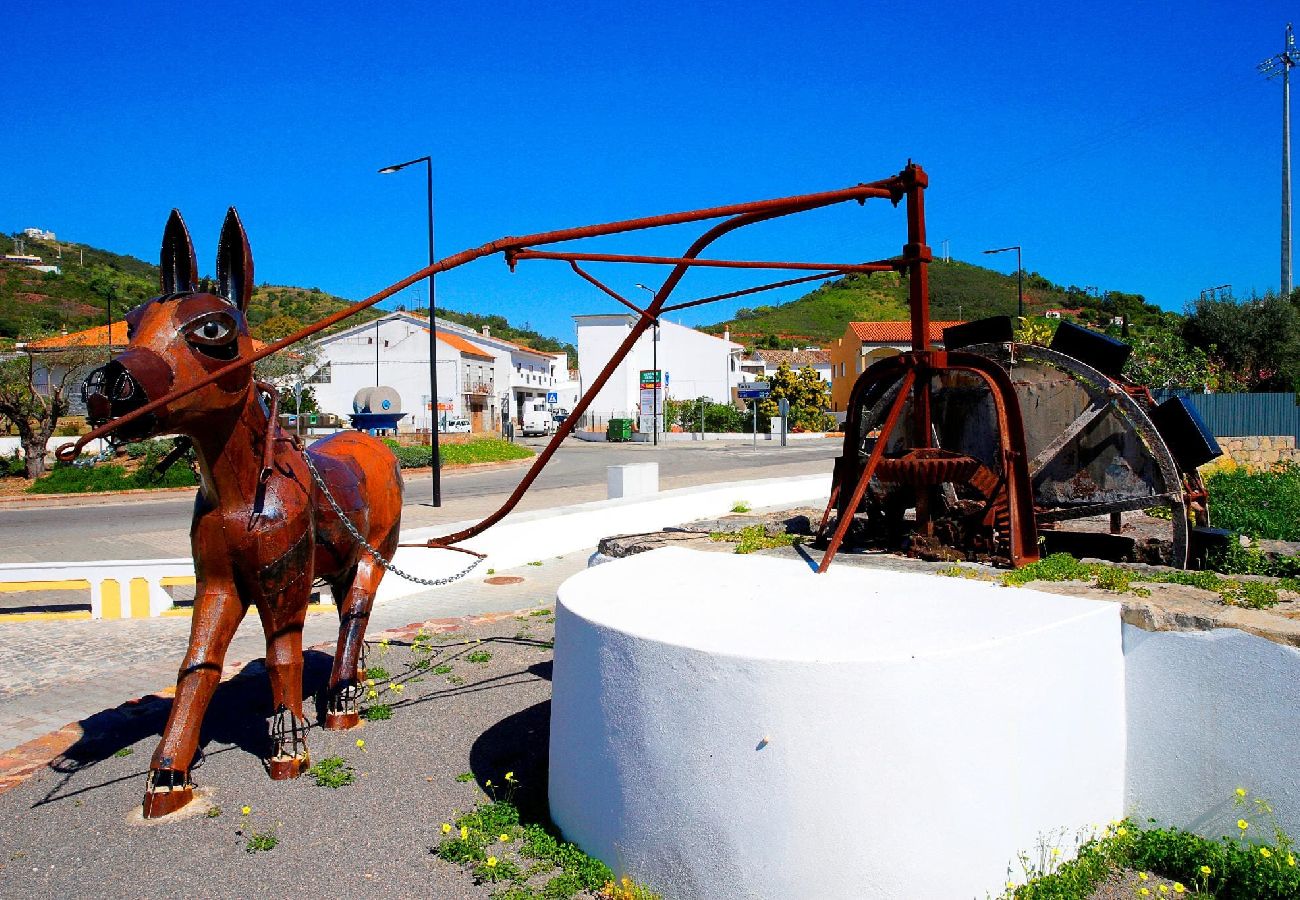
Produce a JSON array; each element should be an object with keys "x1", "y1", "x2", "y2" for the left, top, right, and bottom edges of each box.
[
  {"x1": 640, "y1": 369, "x2": 662, "y2": 388},
  {"x1": 736, "y1": 381, "x2": 771, "y2": 400},
  {"x1": 547, "y1": 391, "x2": 558, "y2": 404}
]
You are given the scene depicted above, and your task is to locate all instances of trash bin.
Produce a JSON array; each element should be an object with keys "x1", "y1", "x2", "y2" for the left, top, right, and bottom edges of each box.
[{"x1": 607, "y1": 418, "x2": 633, "y2": 442}]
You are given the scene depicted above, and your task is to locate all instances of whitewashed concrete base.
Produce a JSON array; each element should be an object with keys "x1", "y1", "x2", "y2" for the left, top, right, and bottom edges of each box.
[
  {"x1": 1124, "y1": 626, "x2": 1300, "y2": 838},
  {"x1": 549, "y1": 549, "x2": 1126, "y2": 900},
  {"x1": 606, "y1": 463, "x2": 659, "y2": 499}
]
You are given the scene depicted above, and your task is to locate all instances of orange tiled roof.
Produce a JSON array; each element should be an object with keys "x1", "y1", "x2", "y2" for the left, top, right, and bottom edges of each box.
[
  {"x1": 847, "y1": 321, "x2": 964, "y2": 344},
  {"x1": 26, "y1": 321, "x2": 269, "y2": 352},
  {"x1": 435, "y1": 330, "x2": 495, "y2": 359}
]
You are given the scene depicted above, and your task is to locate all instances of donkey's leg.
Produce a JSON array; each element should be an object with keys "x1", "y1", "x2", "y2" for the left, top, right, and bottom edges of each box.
[
  {"x1": 256, "y1": 586, "x2": 312, "y2": 780},
  {"x1": 323, "y1": 559, "x2": 382, "y2": 730},
  {"x1": 144, "y1": 584, "x2": 247, "y2": 818}
]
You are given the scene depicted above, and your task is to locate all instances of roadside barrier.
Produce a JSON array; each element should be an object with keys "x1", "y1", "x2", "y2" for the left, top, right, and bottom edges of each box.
[{"x1": 0, "y1": 558, "x2": 195, "y2": 620}]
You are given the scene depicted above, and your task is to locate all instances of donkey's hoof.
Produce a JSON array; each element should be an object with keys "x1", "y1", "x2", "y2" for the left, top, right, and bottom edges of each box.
[
  {"x1": 267, "y1": 754, "x2": 310, "y2": 780},
  {"x1": 143, "y1": 769, "x2": 194, "y2": 818},
  {"x1": 324, "y1": 710, "x2": 360, "y2": 730}
]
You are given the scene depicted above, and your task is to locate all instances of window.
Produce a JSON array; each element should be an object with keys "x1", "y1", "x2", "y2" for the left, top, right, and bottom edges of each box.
[{"x1": 308, "y1": 363, "x2": 332, "y2": 384}]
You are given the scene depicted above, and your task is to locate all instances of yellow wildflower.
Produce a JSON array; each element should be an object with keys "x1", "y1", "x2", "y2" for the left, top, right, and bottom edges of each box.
[
  {"x1": 1173, "y1": 886, "x2": 1185, "y2": 895},
  {"x1": 1117, "y1": 827, "x2": 1128, "y2": 837},
  {"x1": 1139, "y1": 889, "x2": 1150, "y2": 897},
  {"x1": 485, "y1": 779, "x2": 493, "y2": 787},
  {"x1": 366, "y1": 689, "x2": 378, "y2": 700},
  {"x1": 366, "y1": 679, "x2": 375, "y2": 687},
  {"x1": 1238, "y1": 819, "x2": 1249, "y2": 831},
  {"x1": 1199, "y1": 865, "x2": 1212, "y2": 876},
  {"x1": 441, "y1": 823, "x2": 452, "y2": 834},
  {"x1": 486, "y1": 856, "x2": 498, "y2": 868},
  {"x1": 392, "y1": 683, "x2": 404, "y2": 693},
  {"x1": 1139, "y1": 872, "x2": 1149, "y2": 881},
  {"x1": 1236, "y1": 787, "x2": 1248, "y2": 798},
  {"x1": 241, "y1": 805, "x2": 251, "y2": 816},
  {"x1": 1051, "y1": 848, "x2": 1060, "y2": 856},
  {"x1": 356, "y1": 738, "x2": 366, "y2": 752},
  {"x1": 1289, "y1": 854, "x2": 1296, "y2": 867},
  {"x1": 460, "y1": 825, "x2": 468, "y2": 840},
  {"x1": 505, "y1": 771, "x2": 515, "y2": 782},
  {"x1": 1261, "y1": 847, "x2": 1272, "y2": 859},
  {"x1": 499, "y1": 833, "x2": 510, "y2": 842},
  {"x1": 1159, "y1": 887, "x2": 1168, "y2": 895}
]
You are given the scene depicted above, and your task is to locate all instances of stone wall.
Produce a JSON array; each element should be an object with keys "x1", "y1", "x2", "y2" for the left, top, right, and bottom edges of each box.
[{"x1": 1215, "y1": 435, "x2": 1298, "y2": 467}]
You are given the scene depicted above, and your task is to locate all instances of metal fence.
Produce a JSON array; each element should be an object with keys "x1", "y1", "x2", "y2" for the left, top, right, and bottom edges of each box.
[{"x1": 1154, "y1": 391, "x2": 1300, "y2": 440}]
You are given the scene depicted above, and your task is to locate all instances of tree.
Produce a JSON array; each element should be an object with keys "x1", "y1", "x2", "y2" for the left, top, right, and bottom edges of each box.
[
  {"x1": 758, "y1": 363, "x2": 835, "y2": 432},
  {"x1": 253, "y1": 346, "x2": 323, "y2": 418},
  {"x1": 1123, "y1": 323, "x2": 1218, "y2": 392},
  {"x1": 1181, "y1": 293, "x2": 1300, "y2": 392},
  {"x1": 0, "y1": 349, "x2": 98, "y2": 477}
]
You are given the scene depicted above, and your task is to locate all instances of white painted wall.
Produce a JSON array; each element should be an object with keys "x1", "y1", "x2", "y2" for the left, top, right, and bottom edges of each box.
[
  {"x1": 575, "y1": 314, "x2": 743, "y2": 419},
  {"x1": 549, "y1": 550, "x2": 1126, "y2": 899},
  {"x1": 1124, "y1": 625, "x2": 1300, "y2": 838}
]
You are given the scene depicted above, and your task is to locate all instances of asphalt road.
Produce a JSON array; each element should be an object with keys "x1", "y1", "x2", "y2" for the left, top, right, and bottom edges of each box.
[{"x1": 0, "y1": 436, "x2": 840, "y2": 564}]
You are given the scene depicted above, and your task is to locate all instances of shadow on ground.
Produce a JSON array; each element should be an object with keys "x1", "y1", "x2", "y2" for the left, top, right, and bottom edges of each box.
[{"x1": 35, "y1": 649, "x2": 336, "y2": 807}]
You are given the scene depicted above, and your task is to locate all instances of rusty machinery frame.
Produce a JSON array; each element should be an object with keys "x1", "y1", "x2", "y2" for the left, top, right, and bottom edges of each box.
[{"x1": 59, "y1": 162, "x2": 1009, "y2": 574}]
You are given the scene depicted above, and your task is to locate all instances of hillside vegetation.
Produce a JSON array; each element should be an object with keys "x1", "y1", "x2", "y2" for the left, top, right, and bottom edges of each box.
[
  {"x1": 704, "y1": 259, "x2": 1165, "y2": 344},
  {"x1": 1, "y1": 231, "x2": 574, "y2": 363}
]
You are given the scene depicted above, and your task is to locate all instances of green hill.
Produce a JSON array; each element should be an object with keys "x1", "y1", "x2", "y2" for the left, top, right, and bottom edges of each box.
[
  {"x1": 704, "y1": 259, "x2": 1171, "y2": 345},
  {"x1": 0, "y1": 230, "x2": 574, "y2": 363}
]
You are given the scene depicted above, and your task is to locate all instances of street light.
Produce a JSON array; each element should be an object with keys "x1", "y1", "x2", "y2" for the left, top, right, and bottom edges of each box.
[
  {"x1": 635, "y1": 284, "x2": 660, "y2": 446},
  {"x1": 983, "y1": 245, "x2": 1023, "y2": 318},
  {"x1": 379, "y1": 155, "x2": 440, "y2": 507}
]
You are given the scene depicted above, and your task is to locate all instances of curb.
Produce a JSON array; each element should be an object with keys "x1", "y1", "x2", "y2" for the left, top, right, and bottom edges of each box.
[{"x1": 0, "y1": 604, "x2": 546, "y2": 798}]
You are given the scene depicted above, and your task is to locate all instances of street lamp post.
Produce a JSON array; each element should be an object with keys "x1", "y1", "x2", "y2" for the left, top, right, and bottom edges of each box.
[
  {"x1": 635, "y1": 284, "x2": 659, "y2": 446},
  {"x1": 379, "y1": 155, "x2": 440, "y2": 506},
  {"x1": 983, "y1": 245, "x2": 1023, "y2": 318}
]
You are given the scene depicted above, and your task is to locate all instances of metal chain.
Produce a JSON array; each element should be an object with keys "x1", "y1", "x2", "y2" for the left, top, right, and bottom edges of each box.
[{"x1": 300, "y1": 447, "x2": 483, "y2": 586}]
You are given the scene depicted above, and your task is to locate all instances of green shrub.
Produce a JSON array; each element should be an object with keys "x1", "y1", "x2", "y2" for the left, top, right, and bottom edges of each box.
[
  {"x1": 1206, "y1": 461, "x2": 1300, "y2": 541},
  {"x1": 0, "y1": 451, "x2": 25, "y2": 477}
]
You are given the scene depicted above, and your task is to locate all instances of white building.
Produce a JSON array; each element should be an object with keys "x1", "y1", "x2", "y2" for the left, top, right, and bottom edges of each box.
[
  {"x1": 574, "y1": 314, "x2": 745, "y2": 423},
  {"x1": 22, "y1": 228, "x2": 56, "y2": 241},
  {"x1": 310, "y1": 313, "x2": 569, "y2": 433},
  {"x1": 312, "y1": 313, "x2": 496, "y2": 432}
]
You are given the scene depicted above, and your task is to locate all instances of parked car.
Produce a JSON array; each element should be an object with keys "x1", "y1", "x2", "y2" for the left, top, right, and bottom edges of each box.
[
  {"x1": 443, "y1": 417, "x2": 471, "y2": 433},
  {"x1": 552, "y1": 410, "x2": 568, "y2": 426}
]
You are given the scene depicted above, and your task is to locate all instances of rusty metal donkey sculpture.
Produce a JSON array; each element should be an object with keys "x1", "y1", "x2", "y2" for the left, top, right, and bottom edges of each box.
[{"x1": 82, "y1": 209, "x2": 403, "y2": 818}]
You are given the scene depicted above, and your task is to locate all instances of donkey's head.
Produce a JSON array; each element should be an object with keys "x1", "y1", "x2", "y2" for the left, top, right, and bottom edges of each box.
[{"x1": 83, "y1": 208, "x2": 256, "y2": 442}]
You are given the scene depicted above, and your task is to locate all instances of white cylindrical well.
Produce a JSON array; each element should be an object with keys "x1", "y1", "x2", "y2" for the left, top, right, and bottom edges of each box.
[{"x1": 549, "y1": 549, "x2": 1125, "y2": 900}]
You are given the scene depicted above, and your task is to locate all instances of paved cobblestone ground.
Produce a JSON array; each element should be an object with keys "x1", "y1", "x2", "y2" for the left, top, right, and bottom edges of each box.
[{"x1": 0, "y1": 552, "x2": 590, "y2": 753}]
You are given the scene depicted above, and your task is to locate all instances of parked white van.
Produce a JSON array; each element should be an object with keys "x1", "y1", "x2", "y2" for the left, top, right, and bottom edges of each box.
[
  {"x1": 443, "y1": 417, "x2": 471, "y2": 434},
  {"x1": 521, "y1": 402, "x2": 553, "y2": 437}
]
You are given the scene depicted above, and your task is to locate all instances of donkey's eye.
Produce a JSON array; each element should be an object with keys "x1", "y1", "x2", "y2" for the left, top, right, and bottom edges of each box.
[
  {"x1": 184, "y1": 311, "x2": 240, "y2": 361},
  {"x1": 200, "y1": 320, "x2": 228, "y2": 341}
]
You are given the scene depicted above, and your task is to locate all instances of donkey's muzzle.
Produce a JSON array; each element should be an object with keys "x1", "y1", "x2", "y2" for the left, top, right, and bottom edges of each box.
[{"x1": 82, "y1": 350, "x2": 174, "y2": 439}]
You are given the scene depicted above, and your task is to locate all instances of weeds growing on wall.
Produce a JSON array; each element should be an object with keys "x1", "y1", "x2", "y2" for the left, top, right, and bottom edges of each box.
[
  {"x1": 1003, "y1": 790, "x2": 1299, "y2": 899},
  {"x1": 978, "y1": 552, "x2": 1299, "y2": 609}
]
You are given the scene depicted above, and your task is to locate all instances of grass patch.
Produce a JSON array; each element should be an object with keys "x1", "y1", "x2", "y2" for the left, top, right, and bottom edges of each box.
[
  {"x1": 306, "y1": 755, "x2": 356, "y2": 788},
  {"x1": 245, "y1": 830, "x2": 279, "y2": 853},
  {"x1": 730, "y1": 501, "x2": 751, "y2": 513},
  {"x1": 709, "y1": 524, "x2": 803, "y2": 555},
  {"x1": 113, "y1": 747, "x2": 134, "y2": 758},
  {"x1": 360, "y1": 703, "x2": 392, "y2": 721},
  {"x1": 466, "y1": 650, "x2": 493, "y2": 665},
  {"x1": 383, "y1": 437, "x2": 534, "y2": 470},
  {"x1": 434, "y1": 791, "x2": 656, "y2": 900}
]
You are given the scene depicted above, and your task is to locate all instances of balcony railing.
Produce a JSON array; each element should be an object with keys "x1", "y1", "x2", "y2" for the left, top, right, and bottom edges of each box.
[{"x1": 463, "y1": 381, "x2": 494, "y2": 395}]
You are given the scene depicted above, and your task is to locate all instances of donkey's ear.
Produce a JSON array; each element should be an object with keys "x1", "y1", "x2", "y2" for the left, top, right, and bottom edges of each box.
[
  {"x1": 216, "y1": 207, "x2": 255, "y2": 311},
  {"x1": 160, "y1": 209, "x2": 198, "y2": 294}
]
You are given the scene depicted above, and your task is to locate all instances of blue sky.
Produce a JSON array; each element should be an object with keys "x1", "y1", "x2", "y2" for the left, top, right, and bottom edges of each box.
[{"x1": 2, "y1": 1, "x2": 1295, "y2": 342}]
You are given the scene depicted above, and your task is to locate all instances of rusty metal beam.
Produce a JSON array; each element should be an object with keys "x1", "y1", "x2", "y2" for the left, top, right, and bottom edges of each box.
[{"x1": 511, "y1": 248, "x2": 897, "y2": 273}]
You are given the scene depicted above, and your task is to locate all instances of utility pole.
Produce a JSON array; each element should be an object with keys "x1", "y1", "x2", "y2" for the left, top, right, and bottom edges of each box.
[{"x1": 1260, "y1": 23, "x2": 1300, "y2": 297}]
